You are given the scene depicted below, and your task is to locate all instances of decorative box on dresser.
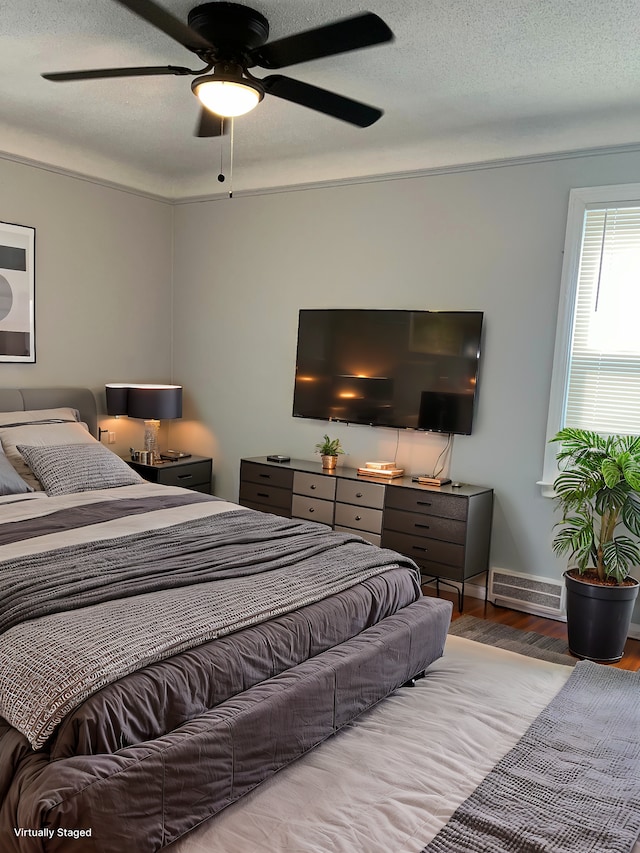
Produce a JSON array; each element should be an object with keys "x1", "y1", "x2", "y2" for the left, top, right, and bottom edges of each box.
[{"x1": 239, "y1": 457, "x2": 493, "y2": 609}]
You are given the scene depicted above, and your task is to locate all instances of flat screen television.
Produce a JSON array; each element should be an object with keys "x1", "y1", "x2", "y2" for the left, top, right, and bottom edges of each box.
[{"x1": 292, "y1": 309, "x2": 483, "y2": 434}]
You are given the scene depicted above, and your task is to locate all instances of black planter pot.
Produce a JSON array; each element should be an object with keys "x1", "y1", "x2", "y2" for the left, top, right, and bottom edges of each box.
[{"x1": 564, "y1": 570, "x2": 640, "y2": 663}]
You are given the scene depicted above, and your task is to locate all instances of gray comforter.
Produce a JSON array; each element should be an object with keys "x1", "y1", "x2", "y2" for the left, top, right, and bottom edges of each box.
[
  {"x1": 0, "y1": 496, "x2": 416, "y2": 632},
  {"x1": 0, "y1": 495, "x2": 419, "y2": 748}
]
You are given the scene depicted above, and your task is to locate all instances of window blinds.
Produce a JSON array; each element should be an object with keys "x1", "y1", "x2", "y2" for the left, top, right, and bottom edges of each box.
[{"x1": 565, "y1": 205, "x2": 640, "y2": 435}]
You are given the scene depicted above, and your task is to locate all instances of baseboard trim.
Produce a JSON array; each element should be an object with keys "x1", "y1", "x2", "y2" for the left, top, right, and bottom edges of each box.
[
  {"x1": 421, "y1": 574, "x2": 487, "y2": 603},
  {"x1": 421, "y1": 572, "x2": 640, "y2": 642}
]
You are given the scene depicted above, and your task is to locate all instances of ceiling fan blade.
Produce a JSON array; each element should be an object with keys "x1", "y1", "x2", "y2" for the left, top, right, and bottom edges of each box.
[
  {"x1": 250, "y1": 12, "x2": 393, "y2": 70},
  {"x1": 111, "y1": 0, "x2": 214, "y2": 53},
  {"x1": 195, "y1": 110, "x2": 229, "y2": 138},
  {"x1": 42, "y1": 65, "x2": 194, "y2": 82},
  {"x1": 263, "y1": 75, "x2": 383, "y2": 127}
]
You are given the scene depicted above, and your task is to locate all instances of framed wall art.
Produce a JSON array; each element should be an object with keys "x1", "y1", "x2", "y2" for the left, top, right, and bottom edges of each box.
[{"x1": 0, "y1": 221, "x2": 35, "y2": 363}]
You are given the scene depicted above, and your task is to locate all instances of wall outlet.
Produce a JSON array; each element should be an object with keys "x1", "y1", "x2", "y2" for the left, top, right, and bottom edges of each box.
[{"x1": 108, "y1": 431, "x2": 116, "y2": 444}]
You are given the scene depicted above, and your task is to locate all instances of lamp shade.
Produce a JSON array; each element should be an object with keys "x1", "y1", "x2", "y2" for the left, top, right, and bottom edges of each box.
[
  {"x1": 105, "y1": 384, "x2": 130, "y2": 416},
  {"x1": 105, "y1": 384, "x2": 182, "y2": 420}
]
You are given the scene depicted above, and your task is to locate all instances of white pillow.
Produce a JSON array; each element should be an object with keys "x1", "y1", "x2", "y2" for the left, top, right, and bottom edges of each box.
[
  {"x1": 0, "y1": 407, "x2": 81, "y2": 426},
  {"x1": 0, "y1": 421, "x2": 97, "y2": 490},
  {"x1": 17, "y1": 443, "x2": 144, "y2": 496}
]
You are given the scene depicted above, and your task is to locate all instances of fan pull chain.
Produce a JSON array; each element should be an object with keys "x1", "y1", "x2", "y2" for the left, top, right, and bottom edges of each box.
[
  {"x1": 216, "y1": 119, "x2": 234, "y2": 198},
  {"x1": 218, "y1": 129, "x2": 224, "y2": 182},
  {"x1": 228, "y1": 117, "x2": 234, "y2": 199}
]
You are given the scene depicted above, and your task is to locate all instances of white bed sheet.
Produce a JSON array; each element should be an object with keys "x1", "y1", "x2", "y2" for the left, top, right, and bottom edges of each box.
[
  {"x1": 169, "y1": 635, "x2": 607, "y2": 853},
  {"x1": 0, "y1": 491, "x2": 47, "y2": 506},
  {"x1": 0, "y1": 483, "x2": 238, "y2": 561}
]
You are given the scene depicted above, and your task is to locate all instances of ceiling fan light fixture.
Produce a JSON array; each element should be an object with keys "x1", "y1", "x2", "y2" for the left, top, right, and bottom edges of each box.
[{"x1": 192, "y1": 74, "x2": 264, "y2": 117}]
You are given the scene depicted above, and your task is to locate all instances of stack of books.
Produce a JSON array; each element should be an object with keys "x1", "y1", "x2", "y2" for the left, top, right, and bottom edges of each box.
[{"x1": 357, "y1": 461, "x2": 405, "y2": 479}]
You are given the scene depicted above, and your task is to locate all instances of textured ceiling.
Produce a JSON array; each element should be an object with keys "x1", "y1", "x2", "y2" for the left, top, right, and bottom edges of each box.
[{"x1": 2, "y1": 0, "x2": 640, "y2": 198}]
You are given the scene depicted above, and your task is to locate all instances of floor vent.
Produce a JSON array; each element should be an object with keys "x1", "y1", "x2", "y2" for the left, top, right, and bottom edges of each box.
[{"x1": 488, "y1": 568, "x2": 566, "y2": 620}]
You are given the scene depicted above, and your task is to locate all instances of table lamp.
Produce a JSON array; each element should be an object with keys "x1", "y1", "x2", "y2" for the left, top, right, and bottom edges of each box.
[{"x1": 106, "y1": 383, "x2": 182, "y2": 463}]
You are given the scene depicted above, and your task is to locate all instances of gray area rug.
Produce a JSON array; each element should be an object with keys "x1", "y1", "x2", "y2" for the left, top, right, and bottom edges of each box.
[
  {"x1": 423, "y1": 660, "x2": 640, "y2": 852},
  {"x1": 448, "y1": 614, "x2": 576, "y2": 666}
]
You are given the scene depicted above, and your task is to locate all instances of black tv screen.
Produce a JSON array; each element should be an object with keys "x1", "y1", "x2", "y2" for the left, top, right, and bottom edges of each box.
[{"x1": 292, "y1": 309, "x2": 483, "y2": 434}]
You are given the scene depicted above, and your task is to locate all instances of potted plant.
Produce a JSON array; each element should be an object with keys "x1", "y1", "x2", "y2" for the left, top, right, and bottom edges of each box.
[
  {"x1": 315, "y1": 434, "x2": 345, "y2": 470},
  {"x1": 551, "y1": 427, "x2": 640, "y2": 662}
]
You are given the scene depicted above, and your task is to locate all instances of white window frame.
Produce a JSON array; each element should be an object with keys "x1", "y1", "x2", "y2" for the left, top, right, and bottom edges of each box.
[{"x1": 540, "y1": 182, "x2": 640, "y2": 497}]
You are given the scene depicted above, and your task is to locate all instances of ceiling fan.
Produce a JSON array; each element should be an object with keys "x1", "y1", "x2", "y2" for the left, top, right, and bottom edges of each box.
[{"x1": 42, "y1": 0, "x2": 394, "y2": 137}]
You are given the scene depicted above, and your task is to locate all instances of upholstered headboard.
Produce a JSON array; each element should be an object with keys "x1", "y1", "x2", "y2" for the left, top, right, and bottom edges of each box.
[{"x1": 0, "y1": 388, "x2": 98, "y2": 437}]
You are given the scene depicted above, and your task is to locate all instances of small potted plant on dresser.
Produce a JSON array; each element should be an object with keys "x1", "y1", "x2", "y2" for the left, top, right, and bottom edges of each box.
[
  {"x1": 314, "y1": 434, "x2": 345, "y2": 470},
  {"x1": 551, "y1": 428, "x2": 640, "y2": 662}
]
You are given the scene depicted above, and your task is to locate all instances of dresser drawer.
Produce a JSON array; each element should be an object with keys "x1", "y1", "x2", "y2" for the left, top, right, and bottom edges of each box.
[
  {"x1": 239, "y1": 480, "x2": 291, "y2": 511},
  {"x1": 334, "y1": 502, "x2": 383, "y2": 535},
  {"x1": 335, "y1": 526, "x2": 381, "y2": 547},
  {"x1": 291, "y1": 494, "x2": 335, "y2": 525},
  {"x1": 157, "y1": 460, "x2": 211, "y2": 488},
  {"x1": 410, "y1": 557, "x2": 465, "y2": 583},
  {"x1": 382, "y1": 529, "x2": 464, "y2": 569},
  {"x1": 293, "y1": 471, "x2": 337, "y2": 501},
  {"x1": 241, "y1": 460, "x2": 293, "y2": 490},
  {"x1": 240, "y1": 501, "x2": 291, "y2": 519},
  {"x1": 336, "y1": 478, "x2": 385, "y2": 509},
  {"x1": 383, "y1": 507, "x2": 466, "y2": 544},
  {"x1": 384, "y1": 486, "x2": 467, "y2": 521}
]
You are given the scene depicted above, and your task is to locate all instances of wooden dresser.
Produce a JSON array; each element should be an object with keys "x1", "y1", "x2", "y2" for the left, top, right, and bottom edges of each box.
[{"x1": 239, "y1": 456, "x2": 493, "y2": 609}]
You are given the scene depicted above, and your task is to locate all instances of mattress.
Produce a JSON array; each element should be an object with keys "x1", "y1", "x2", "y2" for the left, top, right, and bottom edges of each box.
[{"x1": 0, "y1": 482, "x2": 452, "y2": 852}]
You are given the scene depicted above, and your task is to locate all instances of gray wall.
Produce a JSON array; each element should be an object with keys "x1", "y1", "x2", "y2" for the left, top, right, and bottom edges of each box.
[
  {"x1": 171, "y1": 148, "x2": 640, "y2": 589},
  {"x1": 0, "y1": 158, "x2": 174, "y2": 455},
  {"x1": 3, "y1": 145, "x2": 640, "y2": 598}
]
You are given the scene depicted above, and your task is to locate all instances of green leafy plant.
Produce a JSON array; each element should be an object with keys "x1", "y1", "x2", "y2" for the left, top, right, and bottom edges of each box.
[
  {"x1": 314, "y1": 434, "x2": 345, "y2": 457},
  {"x1": 551, "y1": 428, "x2": 640, "y2": 584}
]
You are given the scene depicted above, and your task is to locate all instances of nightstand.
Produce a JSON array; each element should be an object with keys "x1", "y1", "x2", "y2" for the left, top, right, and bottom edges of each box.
[{"x1": 127, "y1": 455, "x2": 212, "y2": 494}]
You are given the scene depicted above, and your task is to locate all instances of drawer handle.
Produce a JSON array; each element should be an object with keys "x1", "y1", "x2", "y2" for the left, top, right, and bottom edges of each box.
[
  {"x1": 258, "y1": 473, "x2": 271, "y2": 479},
  {"x1": 417, "y1": 500, "x2": 432, "y2": 507},
  {"x1": 412, "y1": 545, "x2": 429, "y2": 553},
  {"x1": 355, "y1": 492, "x2": 363, "y2": 498},
  {"x1": 415, "y1": 523, "x2": 430, "y2": 530},
  {"x1": 355, "y1": 515, "x2": 362, "y2": 521},
  {"x1": 310, "y1": 484, "x2": 317, "y2": 490},
  {"x1": 257, "y1": 491, "x2": 269, "y2": 498},
  {"x1": 177, "y1": 474, "x2": 193, "y2": 481},
  {"x1": 308, "y1": 507, "x2": 315, "y2": 513}
]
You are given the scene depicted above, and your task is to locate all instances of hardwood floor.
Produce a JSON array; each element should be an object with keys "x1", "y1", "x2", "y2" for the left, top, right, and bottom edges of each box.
[{"x1": 423, "y1": 586, "x2": 640, "y2": 672}]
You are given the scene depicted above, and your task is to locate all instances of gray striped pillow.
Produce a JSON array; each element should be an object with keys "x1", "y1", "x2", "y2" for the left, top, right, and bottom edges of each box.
[{"x1": 17, "y1": 443, "x2": 144, "y2": 496}]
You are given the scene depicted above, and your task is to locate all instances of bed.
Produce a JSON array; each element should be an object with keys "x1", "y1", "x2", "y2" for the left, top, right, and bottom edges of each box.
[{"x1": 0, "y1": 388, "x2": 452, "y2": 853}]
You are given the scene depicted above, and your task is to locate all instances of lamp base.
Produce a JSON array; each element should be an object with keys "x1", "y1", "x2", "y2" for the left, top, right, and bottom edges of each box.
[{"x1": 143, "y1": 419, "x2": 161, "y2": 464}]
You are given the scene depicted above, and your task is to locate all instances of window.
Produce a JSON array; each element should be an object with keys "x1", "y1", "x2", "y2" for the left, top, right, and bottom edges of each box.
[{"x1": 540, "y1": 183, "x2": 640, "y2": 495}]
